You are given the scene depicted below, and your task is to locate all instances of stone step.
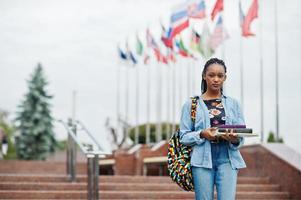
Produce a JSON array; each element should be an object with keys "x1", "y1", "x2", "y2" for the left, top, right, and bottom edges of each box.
[
  {"x1": 0, "y1": 182, "x2": 280, "y2": 192},
  {"x1": 0, "y1": 191, "x2": 291, "y2": 199},
  {"x1": 101, "y1": 191, "x2": 291, "y2": 199},
  {"x1": 0, "y1": 199, "x2": 294, "y2": 200},
  {"x1": 0, "y1": 174, "x2": 271, "y2": 184},
  {"x1": 0, "y1": 161, "x2": 86, "y2": 174}
]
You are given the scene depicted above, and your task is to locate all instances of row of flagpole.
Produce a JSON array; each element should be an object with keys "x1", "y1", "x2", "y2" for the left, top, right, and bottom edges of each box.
[
  {"x1": 117, "y1": 57, "x2": 199, "y2": 145},
  {"x1": 116, "y1": 0, "x2": 281, "y2": 145}
]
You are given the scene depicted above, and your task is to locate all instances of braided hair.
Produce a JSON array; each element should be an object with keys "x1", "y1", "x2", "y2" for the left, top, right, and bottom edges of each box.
[{"x1": 201, "y1": 58, "x2": 227, "y2": 94}]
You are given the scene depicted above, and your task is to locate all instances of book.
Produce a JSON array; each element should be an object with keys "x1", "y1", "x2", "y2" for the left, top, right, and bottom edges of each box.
[
  {"x1": 214, "y1": 131, "x2": 259, "y2": 137},
  {"x1": 217, "y1": 125, "x2": 246, "y2": 129},
  {"x1": 218, "y1": 128, "x2": 253, "y2": 133}
]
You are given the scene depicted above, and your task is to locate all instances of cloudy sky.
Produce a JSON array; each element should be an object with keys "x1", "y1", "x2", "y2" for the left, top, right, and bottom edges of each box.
[{"x1": 1, "y1": 0, "x2": 301, "y2": 153}]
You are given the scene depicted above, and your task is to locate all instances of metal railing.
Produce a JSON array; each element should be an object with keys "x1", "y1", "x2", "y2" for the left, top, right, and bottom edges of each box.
[{"x1": 58, "y1": 119, "x2": 111, "y2": 200}]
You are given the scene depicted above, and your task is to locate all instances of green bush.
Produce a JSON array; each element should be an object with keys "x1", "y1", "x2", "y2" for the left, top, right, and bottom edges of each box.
[
  {"x1": 267, "y1": 131, "x2": 284, "y2": 143},
  {"x1": 129, "y1": 122, "x2": 179, "y2": 144}
]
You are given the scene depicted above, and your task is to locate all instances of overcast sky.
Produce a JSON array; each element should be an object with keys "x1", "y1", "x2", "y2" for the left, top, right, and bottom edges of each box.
[{"x1": 1, "y1": 0, "x2": 301, "y2": 153}]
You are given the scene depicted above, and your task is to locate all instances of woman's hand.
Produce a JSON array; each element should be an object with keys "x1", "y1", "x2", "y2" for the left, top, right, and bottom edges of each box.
[
  {"x1": 220, "y1": 129, "x2": 239, "y2": 144},
  {"x1": 200, "y1": 127, "x2": 218, "y2": 141}
]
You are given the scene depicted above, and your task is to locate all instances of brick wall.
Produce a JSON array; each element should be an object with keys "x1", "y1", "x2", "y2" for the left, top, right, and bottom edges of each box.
[
  {"x1": 111, "y1": 143, "x2": 168, "y2": 176},
  {"x1": 240, "y1": 144, "x2": 301, "y2": 199},
  {"x1": 113, "y1": 149, "x2": 136, "y2": 175}
]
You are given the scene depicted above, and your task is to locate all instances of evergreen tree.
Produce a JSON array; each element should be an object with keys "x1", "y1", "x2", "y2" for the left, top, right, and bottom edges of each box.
[{"x1": 15, "y1": 63, "x2": 57, "y2": 160}]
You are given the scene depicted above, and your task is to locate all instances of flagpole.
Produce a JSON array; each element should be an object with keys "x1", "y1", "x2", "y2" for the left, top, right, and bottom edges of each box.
[
  {"x1": 116, "y1": 64, "x2": 121, "y2": 131},
  {"x1": 194, "y1": 59, "x2": 199, "y2": 95},
  {"x1": 166, "y1": 62, "x2": 171, "y2": 140},
  {"x1": 190, "y1": 59, "x2": 195, "y2": 96},
  {"x1": 221, "y1": 11, "x2": 227, "y2": 94},
  {"x1": 71, "y1": 90, "x2": 77, "y2": 124},
  {"x1": 238, "y1": 0, "x2": 244, "y2": 112},
  {"x1": 156, "y1": 62, "x2": 162, "y2": 142},
  {"x1": 221, "y1": 6, "x2": 226, "y2": 61},
  {"x1": 171, "y1": 60, "x2": 176, "y2": 134},
  {"x1": 146, "y1": 64, "x2": 151, "y2": 144},
  {"x1": 187, "y1": 59, "x2": 191, "y2": 97},
  {"x1": 179, "y1": 58, "x2": 183, "y2": 111},
  {"x1": 259, "y1": 0, "x2": 264, "y2": 143},
  {"x1": 135, "y1": 65, "x2": 140, "y2": 144},
  {"x1": 190, "y1": 60, "x2": 193, "y2": 95},
  {"x1": 274, "y1": 0, "x2": 280, "y2": 141},
  {"x1": 239, "y1": 33, "x2": 244, "y2": 113},
  {"x1": 125, "y1": 65, "x2": 130, "y2": 142}
]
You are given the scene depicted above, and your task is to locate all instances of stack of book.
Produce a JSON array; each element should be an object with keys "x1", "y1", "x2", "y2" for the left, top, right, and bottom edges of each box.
[{"x1": 215, "y1": 125, "x2": 259, "y2": 137}]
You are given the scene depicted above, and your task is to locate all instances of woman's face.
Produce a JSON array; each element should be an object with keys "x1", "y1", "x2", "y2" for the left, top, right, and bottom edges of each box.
[{"x1": 203, "y1": 63, "x2": 226, "y2": 93}]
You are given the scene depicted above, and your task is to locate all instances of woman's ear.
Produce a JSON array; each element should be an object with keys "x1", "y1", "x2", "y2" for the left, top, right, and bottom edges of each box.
[{"x1": 224, "y1": 74, "x2": 227, "y2": 81}]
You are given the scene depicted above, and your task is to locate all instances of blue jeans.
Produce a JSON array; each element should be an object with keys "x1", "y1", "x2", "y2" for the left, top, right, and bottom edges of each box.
[{"x1": 192, "y1": 142, "x2": 238, "y2": 200}]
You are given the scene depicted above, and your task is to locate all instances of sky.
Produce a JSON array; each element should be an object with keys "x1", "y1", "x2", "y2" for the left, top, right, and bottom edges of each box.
[{"x1": 0, "y1": 0, "x2": 301, "y2": 153}]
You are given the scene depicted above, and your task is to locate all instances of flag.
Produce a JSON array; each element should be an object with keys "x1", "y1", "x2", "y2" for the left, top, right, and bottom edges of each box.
[
  {"x1": 144, "y1": 54, "x2": 150, "y2": 65},
  {"x1": 239, "y1": 1, "x2": 245, "y2": 28},
  {"x1": 161, "y1": 54, "x2": 169, "y2": 64},
  {"x1": 154, "y1": 48, "x2": 163, "y2": 62},
  {"x1": 187, "y1": 0, "x2": 206, "y2": 19},
  {"x1": 179, "y1": 37, "x2": 189, "y2": 54},
  {"x1": 146, "y1": 29, "x2": 159, "y2": 50},
  {"x1": 129, "y1": 51, "x2": 137, "y2": 65},
  {"x1": 118, "y1": 46, "x2": 127, "y2": 60},
  {"x1": 211, "y1": 0, "x2": 223, "y2": 21},
  {"x1": 209, "y1": 15, "x2": 228, "y2": 50},
  {"x1": 146, "y1": 28, "x2": 160, "y2": 57},
  {"x1": 161, "y1": 25, "x2": 173, "y2": 49},
  {"x1": 161, "y1": 35, "x2": 173, "y2": 49},
  {"x1": 175, "y1": 41, "x2": 189, "y2": 57},
  {"x1": 199, "y1": 23, "x2": 214, "y2": 58},
  {"x1": 146, "y1": 29, "x2": 167, "y2": 63},
  {"x1": 125, "y1": 41, "x2": 138, "y2": 65},
  {"x1": 175, "y1": 37, "x2": 192, "y2": 58},
  {"x1": 170, "y1": 3, "x2": 188, "y2": 24},
  {"x1": 242, "y1": 0, "x2": 258, "y2": 37},
  {"x1": 170, "y1": 3, "x2": 189, "y2": 39},
  {"x1": 167, "y1": 50, "x2": 176, "y2": 63},
  {"x1": 136, "y1": 34, "x2": 143, "y2": 56},
  {"x1": 190, "y1": 29, "x2": 202, "y2": 54}
]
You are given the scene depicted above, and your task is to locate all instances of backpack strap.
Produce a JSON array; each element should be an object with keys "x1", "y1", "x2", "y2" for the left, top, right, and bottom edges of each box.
[{"x1": 190, "y1": 96, "x2": 199, "y2": 131}]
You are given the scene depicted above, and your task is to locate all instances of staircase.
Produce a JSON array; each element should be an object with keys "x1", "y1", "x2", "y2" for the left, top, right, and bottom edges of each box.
[{"x1": 0, "y1": 174, "x2": 292, "y2": 199}]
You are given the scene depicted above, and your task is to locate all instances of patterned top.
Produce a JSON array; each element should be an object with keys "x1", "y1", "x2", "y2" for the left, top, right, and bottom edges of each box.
[{"x1": 203, "y1": 98, "x2": 226, "y2": 127}]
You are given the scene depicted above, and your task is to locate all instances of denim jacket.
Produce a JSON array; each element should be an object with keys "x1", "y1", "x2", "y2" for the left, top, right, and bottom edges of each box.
[{"x1": 179, "y1": 95, "x2": 247, "y2": 169}]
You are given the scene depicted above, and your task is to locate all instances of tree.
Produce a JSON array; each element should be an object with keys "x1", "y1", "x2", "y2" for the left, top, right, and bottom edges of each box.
[
  {"x1": 105, "y1": 117, "x2": 131, "y2": 150},
  {"x1": 15, "y1": 63, "x2": 57, "y2": 160},
  {"x1": 0, "y1": 109, "x2": 17, "y2": 159}
]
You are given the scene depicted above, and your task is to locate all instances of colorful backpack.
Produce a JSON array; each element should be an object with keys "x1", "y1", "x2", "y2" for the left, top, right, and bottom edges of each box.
[{"x1": 167, "y1": 96, "x2": 199, "y2": 191}]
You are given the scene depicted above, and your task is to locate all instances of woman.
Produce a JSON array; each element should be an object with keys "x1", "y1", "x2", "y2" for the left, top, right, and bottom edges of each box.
[{"x1": 179, "y1": 58, "x2": 246, "y2": 200}]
